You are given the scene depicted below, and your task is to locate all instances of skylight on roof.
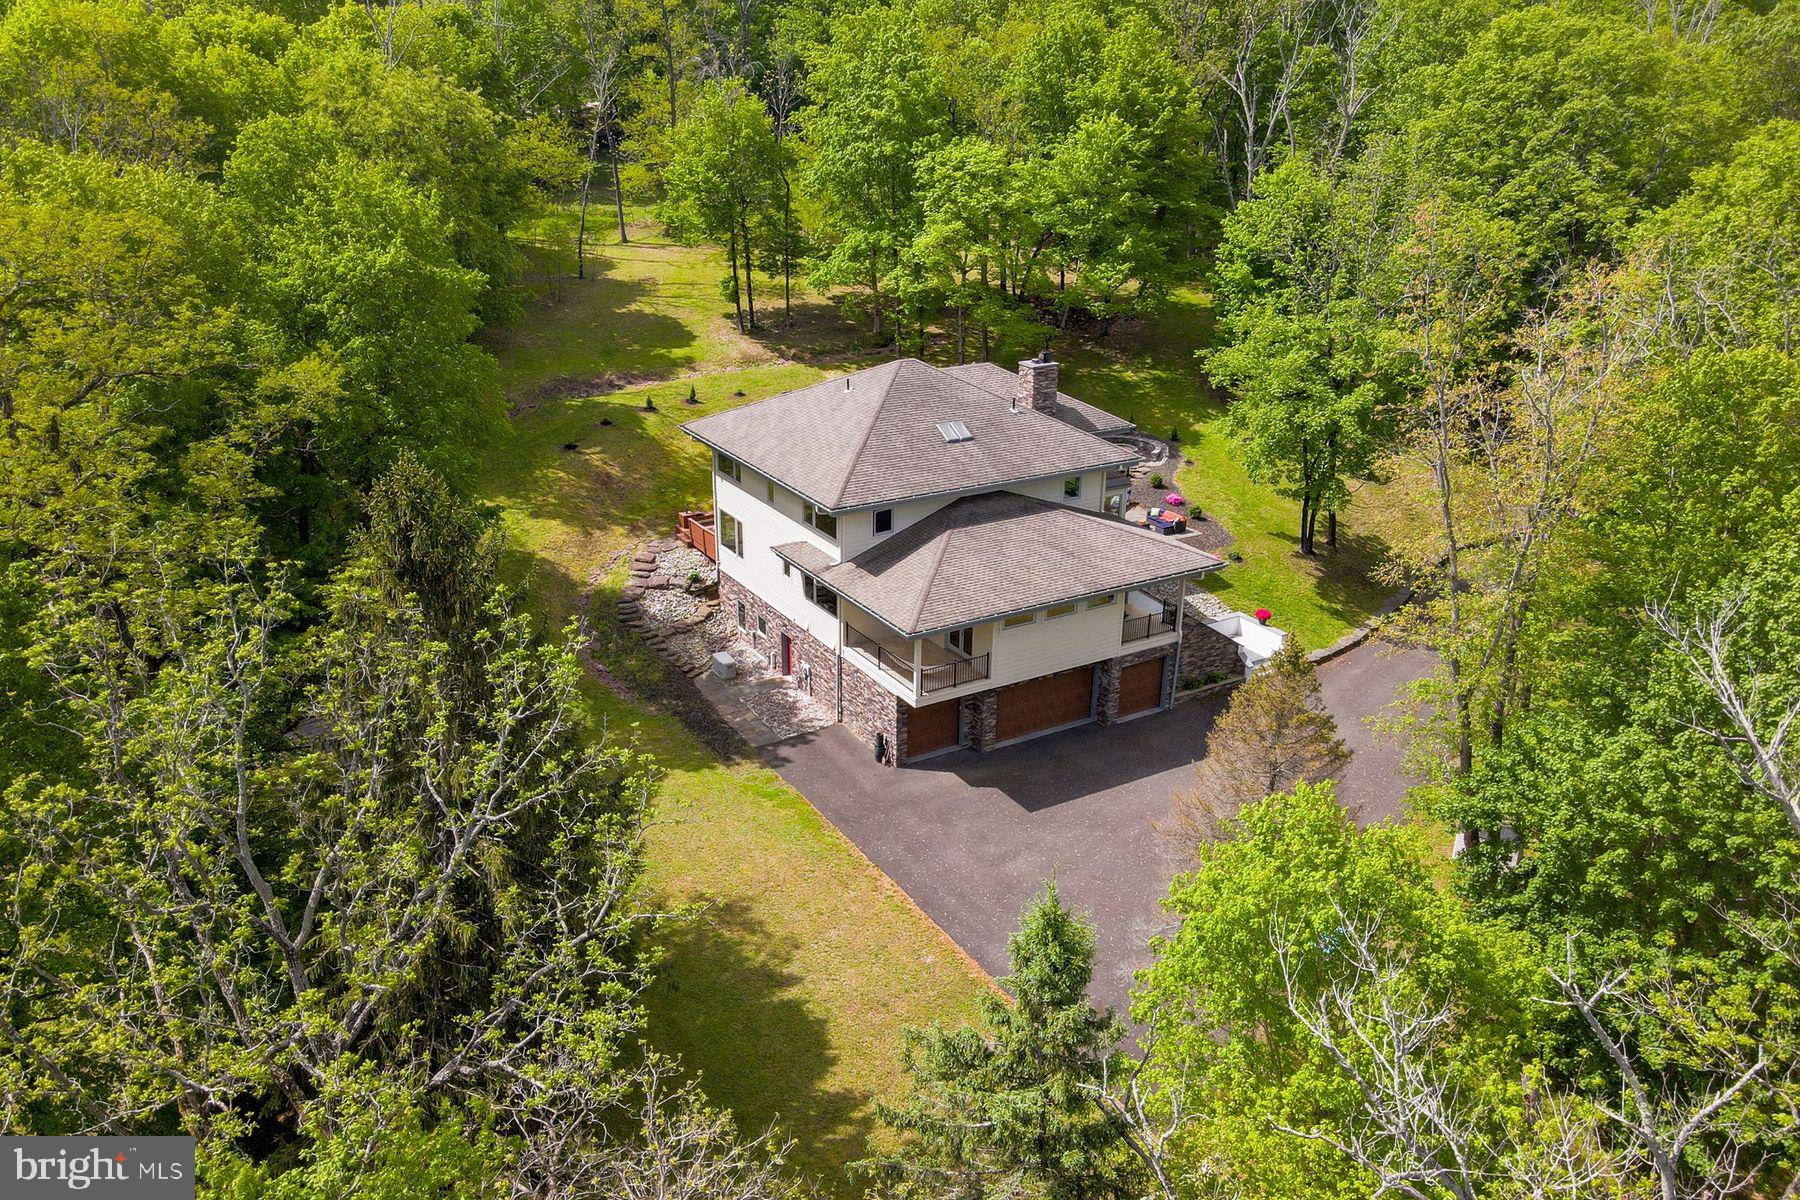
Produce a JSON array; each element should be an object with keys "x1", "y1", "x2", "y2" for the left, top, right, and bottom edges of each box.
[{"x1": 936, "y1": 420, "x2": 973, "y2": 443}]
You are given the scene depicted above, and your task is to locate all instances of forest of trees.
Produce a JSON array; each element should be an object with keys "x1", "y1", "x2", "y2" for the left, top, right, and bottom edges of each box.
[{"x1": 0, "y1": 0, "x2": 1797, "y2": 1193}]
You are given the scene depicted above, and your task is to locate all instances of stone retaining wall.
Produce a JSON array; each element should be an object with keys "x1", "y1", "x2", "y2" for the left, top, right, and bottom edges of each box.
[{"x1": 1177, "y1": 619, "x2": 1243, "y2": 686}]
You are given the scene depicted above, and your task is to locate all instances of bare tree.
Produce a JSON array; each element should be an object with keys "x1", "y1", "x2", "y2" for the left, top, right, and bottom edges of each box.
[
  {"x1": 1545, "y1": 939, "x2": 1792, "y2": 1200},
  {"x1": 1163, "y1": 0, "x2": 1331, "y2": 202},
  {"x1": 521, "y1": 1055, "x2": 800, "y2": 1200},
  {"x1": 575, "y1": 21, "x2": 628, "y2": 273},
  {"x1": 1637, "y1": 0, "x2": 1722, "y2": 43},
  {"x1": 1272, "y1": 910, "x2": 1499, "y2": 1200},
  {"x1": 1319, "y1": 0, "x2": 1401, "y2": 173},
  {"x1": 1649, "y1": 591, "x2": 1800, "y2": 842}
]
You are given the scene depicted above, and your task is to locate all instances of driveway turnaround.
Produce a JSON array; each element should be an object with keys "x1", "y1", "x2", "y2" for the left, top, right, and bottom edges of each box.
[{"x1": 760, "y1": 638, "x2": 1437, "y2": 1011}]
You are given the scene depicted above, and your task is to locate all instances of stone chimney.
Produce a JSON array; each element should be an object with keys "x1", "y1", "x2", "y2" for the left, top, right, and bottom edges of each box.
[{"x1": 1016, "y1": 355, "x2": 1059, "y2": 413}]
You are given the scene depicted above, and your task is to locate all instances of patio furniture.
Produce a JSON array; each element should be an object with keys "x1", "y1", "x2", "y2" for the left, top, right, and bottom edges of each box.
[{"x1": 1146, "y1": 510, "x2": 1187, "y2": 535}]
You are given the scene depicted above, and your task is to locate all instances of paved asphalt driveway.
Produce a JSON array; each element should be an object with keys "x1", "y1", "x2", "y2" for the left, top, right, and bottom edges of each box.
[{"x1": 761, "y1": 639, "x2": 1437, "y2": 1010}]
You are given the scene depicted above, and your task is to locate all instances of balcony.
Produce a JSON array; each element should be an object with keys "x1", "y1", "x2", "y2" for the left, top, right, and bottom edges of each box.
[
  {"x1": 844, "y1": 625, "x2": 991, "y2": 696},
  {"x1": 1121, "y1": 592, "x2": 1177, "y2": 643},
  {"x1": 1105, "y1": 468, "x2": 1132, "y2": 491}
]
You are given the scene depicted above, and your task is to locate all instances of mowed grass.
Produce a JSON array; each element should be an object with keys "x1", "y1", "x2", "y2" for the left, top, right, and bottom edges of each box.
[
  {"x1": 478, "y1": 224, "x2": 987, "y2": 1194},
  {"x1": 1050, "y1": 289, "x2": 1391, "y2": 652},
  {"x1": 477, "y1": 209, "x2": 1390, "y2": 1190}
]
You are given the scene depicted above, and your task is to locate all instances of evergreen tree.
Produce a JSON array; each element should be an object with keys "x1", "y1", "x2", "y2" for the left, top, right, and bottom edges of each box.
[
  {"x1": 1162, "y1": 641, "x2": 1351, "y2": 860},
  {"x1": 862, "y1": 884, "x2": 1136, "y2": 1200}
]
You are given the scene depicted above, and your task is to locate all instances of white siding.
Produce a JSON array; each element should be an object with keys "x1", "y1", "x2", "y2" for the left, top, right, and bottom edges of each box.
[
  {"x1": 835, "y1": 469, "x2": 1111, "y2": 557},
  {"x1": 715, "y1": 469, "x2": 842, "y2": 647},
  {"x1": 986, "y1": 593, "x2": 1148, "y2": 689}
]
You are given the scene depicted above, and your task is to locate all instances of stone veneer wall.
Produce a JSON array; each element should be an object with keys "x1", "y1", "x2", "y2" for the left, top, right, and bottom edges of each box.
[
  {"x1": 1177, "y1": 619, "x2": 1243, "y2": 686},
  {"x1": 959, "y1": 691, "x2": 998, "y2": 752},
  {"x1": 718, "y1": 572, "x2": 903, "y2": 764},
  {"x1": 842, "y1": 656, "x2": 903, "y2": 764},
  {"x1": 1095, "y1": 644, "x2": 1178, "y2": 724}
]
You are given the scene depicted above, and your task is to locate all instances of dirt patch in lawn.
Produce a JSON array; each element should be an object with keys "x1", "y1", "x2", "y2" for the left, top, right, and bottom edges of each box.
[{"x1": 510, "y1": 370, "x2": 660, "y2": 415}]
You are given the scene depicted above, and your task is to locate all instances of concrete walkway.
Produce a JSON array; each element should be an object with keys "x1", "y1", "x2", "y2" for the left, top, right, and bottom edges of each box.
[{"x1": 761, "y1": 638, "x2": 1436, "y2": 1011}]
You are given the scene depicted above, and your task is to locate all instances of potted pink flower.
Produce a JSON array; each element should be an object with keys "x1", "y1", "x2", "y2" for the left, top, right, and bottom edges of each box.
[{"x1": 1254, "y1": 607, "x2": 1272, "y2": 624}]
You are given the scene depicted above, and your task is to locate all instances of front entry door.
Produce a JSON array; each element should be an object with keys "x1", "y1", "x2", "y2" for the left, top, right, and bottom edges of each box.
[{"x1": 780, "y1": 633, "x2": 794, "y2": 675}]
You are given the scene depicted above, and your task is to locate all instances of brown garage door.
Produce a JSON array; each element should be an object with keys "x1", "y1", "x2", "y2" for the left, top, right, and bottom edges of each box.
[
  {"x1": 906, "y1": 699, "x2": 960, "y2": 758},
  {"x1": 1119, "y1": 657, "x2": 1167, "y2": 717},
  {"x1": 995, "y1": 666, "x2": 1096, "y2": 744}
]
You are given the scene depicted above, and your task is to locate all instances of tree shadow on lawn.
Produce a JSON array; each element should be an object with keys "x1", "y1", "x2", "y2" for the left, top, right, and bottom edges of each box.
[
  {"x1": 480, "y1": 263, "x2": 700, "y2": 397},
  {"x1": 486, "y1": 399, "x2": 713, "y2": 543},
  {"x1": 643, "y1": 895, "x2": 876, "y2": 1196},
  {"x1": 1204, "y1": 527, "x2": 1393, "y2": 638},
  {"x1": 737, "y1": 297, "x2": 882, "y2": 364}
]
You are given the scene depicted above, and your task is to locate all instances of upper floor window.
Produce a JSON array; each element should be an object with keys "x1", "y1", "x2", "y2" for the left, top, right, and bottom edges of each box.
[
  {"x1": 1045, "y1": 602, "x2": 1077, "y2": 619},
  {"x1": 947, "y1": 626, "x2": 974, "y2": 656},
  {"x1": 766, "y1": 476, "x2": 776, "y2": 503},
  {"x1": 719, "y1": 511, "x2": 744, "y2": 556},
  {"x1": 802, "y1": 573, "x2": 839, "y2": 616},
  {"x1": 874, "y1": 508, "x2": 893, "y2": 534},
  {"x1": 1063, "y1": 476, "x2": 1082, "y2": 498},
  {"x1": 1087, "y1": 592, "x2": 1116, "y2": 608},
  {"x1": 1002, "y1": 611, "x2": 1036, "y2": 629},
  {"x1": 716, "y1": 451, "x2": 743, "y2": 483},
  {"x1": 802, "y1": 501, "x2": 838, "y2": 538}
]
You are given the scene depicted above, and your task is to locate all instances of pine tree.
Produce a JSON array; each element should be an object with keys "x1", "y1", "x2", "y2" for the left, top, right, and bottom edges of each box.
[
  {"x1": 861, "y1": 884, "x2": 1136, "y2": 1200},
  {"x1": 1161, "y1": 641, "x2": 1351, "y2": 859}
]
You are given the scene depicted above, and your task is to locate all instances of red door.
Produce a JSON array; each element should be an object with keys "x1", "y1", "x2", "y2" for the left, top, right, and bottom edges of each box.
[{"x1": 780, "y1": 633, "x2": 794, "y2": 675}]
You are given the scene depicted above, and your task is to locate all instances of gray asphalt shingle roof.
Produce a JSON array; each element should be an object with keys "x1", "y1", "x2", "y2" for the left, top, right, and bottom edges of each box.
[
  {"x1": 940, "y1": 361, "x2": 1136, "y2": 437},
  {"x1": 816, "y1": 491, "x2": 1225, "y2": 636},
  {"x1": 680, "y1": 359, "x2": 1135, "y2": 511}
]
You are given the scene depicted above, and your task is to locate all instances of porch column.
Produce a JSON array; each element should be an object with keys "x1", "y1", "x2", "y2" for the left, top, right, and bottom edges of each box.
[
  {"x1": 1175, "y1": 578, "x2": 1187, "y2": 636},
  {"x1": 911, "y1": 637, "x2": 923, "y2": 693}
]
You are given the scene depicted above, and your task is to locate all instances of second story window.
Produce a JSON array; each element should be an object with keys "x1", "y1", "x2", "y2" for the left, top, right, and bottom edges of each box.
[
  {"x1": 1063, "y1": 475, "x2": 1082, "y2": 498},
  {"x1": 874, "y1": 508, "x2": 893, "y2": 534},
  {"x1": 802, "y1": 574, "x2": 839, "y2": 616},
  {"x1": 716, "y1": 451, "x2": 743, "y2": 483},
  {"x1": 1002, "y1": 611, "x2": 1036, "y2": 629},
  {"x1": 1045, "y1": 602, "x2": 1077, "y2": 619},
  {"x1": 766, "y1": 477, "x2": 776, "y2": 503},
  {"x1": 802, "y1": 501, "x2": 838, "y2": 538},
  {"x1": 719, "y1": 511, "x2": 743, "y2": 556}
]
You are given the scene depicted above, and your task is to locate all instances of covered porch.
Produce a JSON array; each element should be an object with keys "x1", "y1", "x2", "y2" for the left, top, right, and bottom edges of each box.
[{"x1": 842, "y1": 612, "x2": 991, "y2": 698}]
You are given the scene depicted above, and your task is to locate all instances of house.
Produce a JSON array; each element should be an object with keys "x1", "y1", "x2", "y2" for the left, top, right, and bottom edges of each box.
[{"x1": 680, "y1": 355, "x2": 1243, "y2": 764}]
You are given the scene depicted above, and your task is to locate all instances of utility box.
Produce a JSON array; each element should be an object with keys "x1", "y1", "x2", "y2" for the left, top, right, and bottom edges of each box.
[{"x1": 710, "y1": 651, "x2": 737, "y2": 680}]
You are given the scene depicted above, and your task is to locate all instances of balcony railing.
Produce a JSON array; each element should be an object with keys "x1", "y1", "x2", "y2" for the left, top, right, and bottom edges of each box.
[
  {"x1": 845, "y1": 626, "x2": 992, "y2": 694},
  {"x1": 921, "y1": 654, "x2": 990, "y2": 693},
  {"x1": 1122, "y1": 601, "x2": 1178, "y2": 643},
  {"x1": 844, "y1": 625, "x2": 915, "y2": 684},
  {"x1": 1105, "y1": 469, "x2": 1132, "y2": 490}
]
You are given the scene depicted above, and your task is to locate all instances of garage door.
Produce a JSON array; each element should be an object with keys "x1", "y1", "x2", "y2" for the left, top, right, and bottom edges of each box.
[
  {"x1": 994, "y1": 666, "x2": 1096, "y2": 744},
  {"x1": 1119, "y1": 657, "x2": 1167, "y2": 718},
  {"x1": 906, "y1": 699, "x2": 960, "y2": 759}
]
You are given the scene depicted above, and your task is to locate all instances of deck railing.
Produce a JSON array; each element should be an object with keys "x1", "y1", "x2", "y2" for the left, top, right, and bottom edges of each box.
[
  {"x1": 1122, "y1": 601, "x2": 1178, "y2": 644},
  {"x1": 845, "y1": 627, "x2": 991, "y2": 694},
  {"x1": 921, "y1": 654, "x2": 990, "y2": 693},
  {"x1": 676, "y1": 510, "x2": 717, "y2": 561},
  {"x1": 843, "y1": 626, "x2": 916, "y2": 685}
]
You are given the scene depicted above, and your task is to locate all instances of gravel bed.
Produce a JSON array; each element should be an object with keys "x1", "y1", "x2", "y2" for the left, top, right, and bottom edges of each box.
[
  {"x1": 739, "y1": 670, "x2": 834, "y2": 735},
  {"x1": 638, "y1": 587, "x2": 705, "y2": 627},
  {"x1": 653, "y1": 545, "x2": 713, "y2": 581}
]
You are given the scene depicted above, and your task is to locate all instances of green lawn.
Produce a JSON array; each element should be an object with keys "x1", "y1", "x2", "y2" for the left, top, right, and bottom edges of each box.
[
  {"x1": 478, "y1": 221, "x2": 988, "y2": 1195},
  {"x1": 1049, "y1": 289, "x2": 1391, "y2": 652},
  {"x1": 476, "y1": 212, "x2": 1389, "y2": 1192}
]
